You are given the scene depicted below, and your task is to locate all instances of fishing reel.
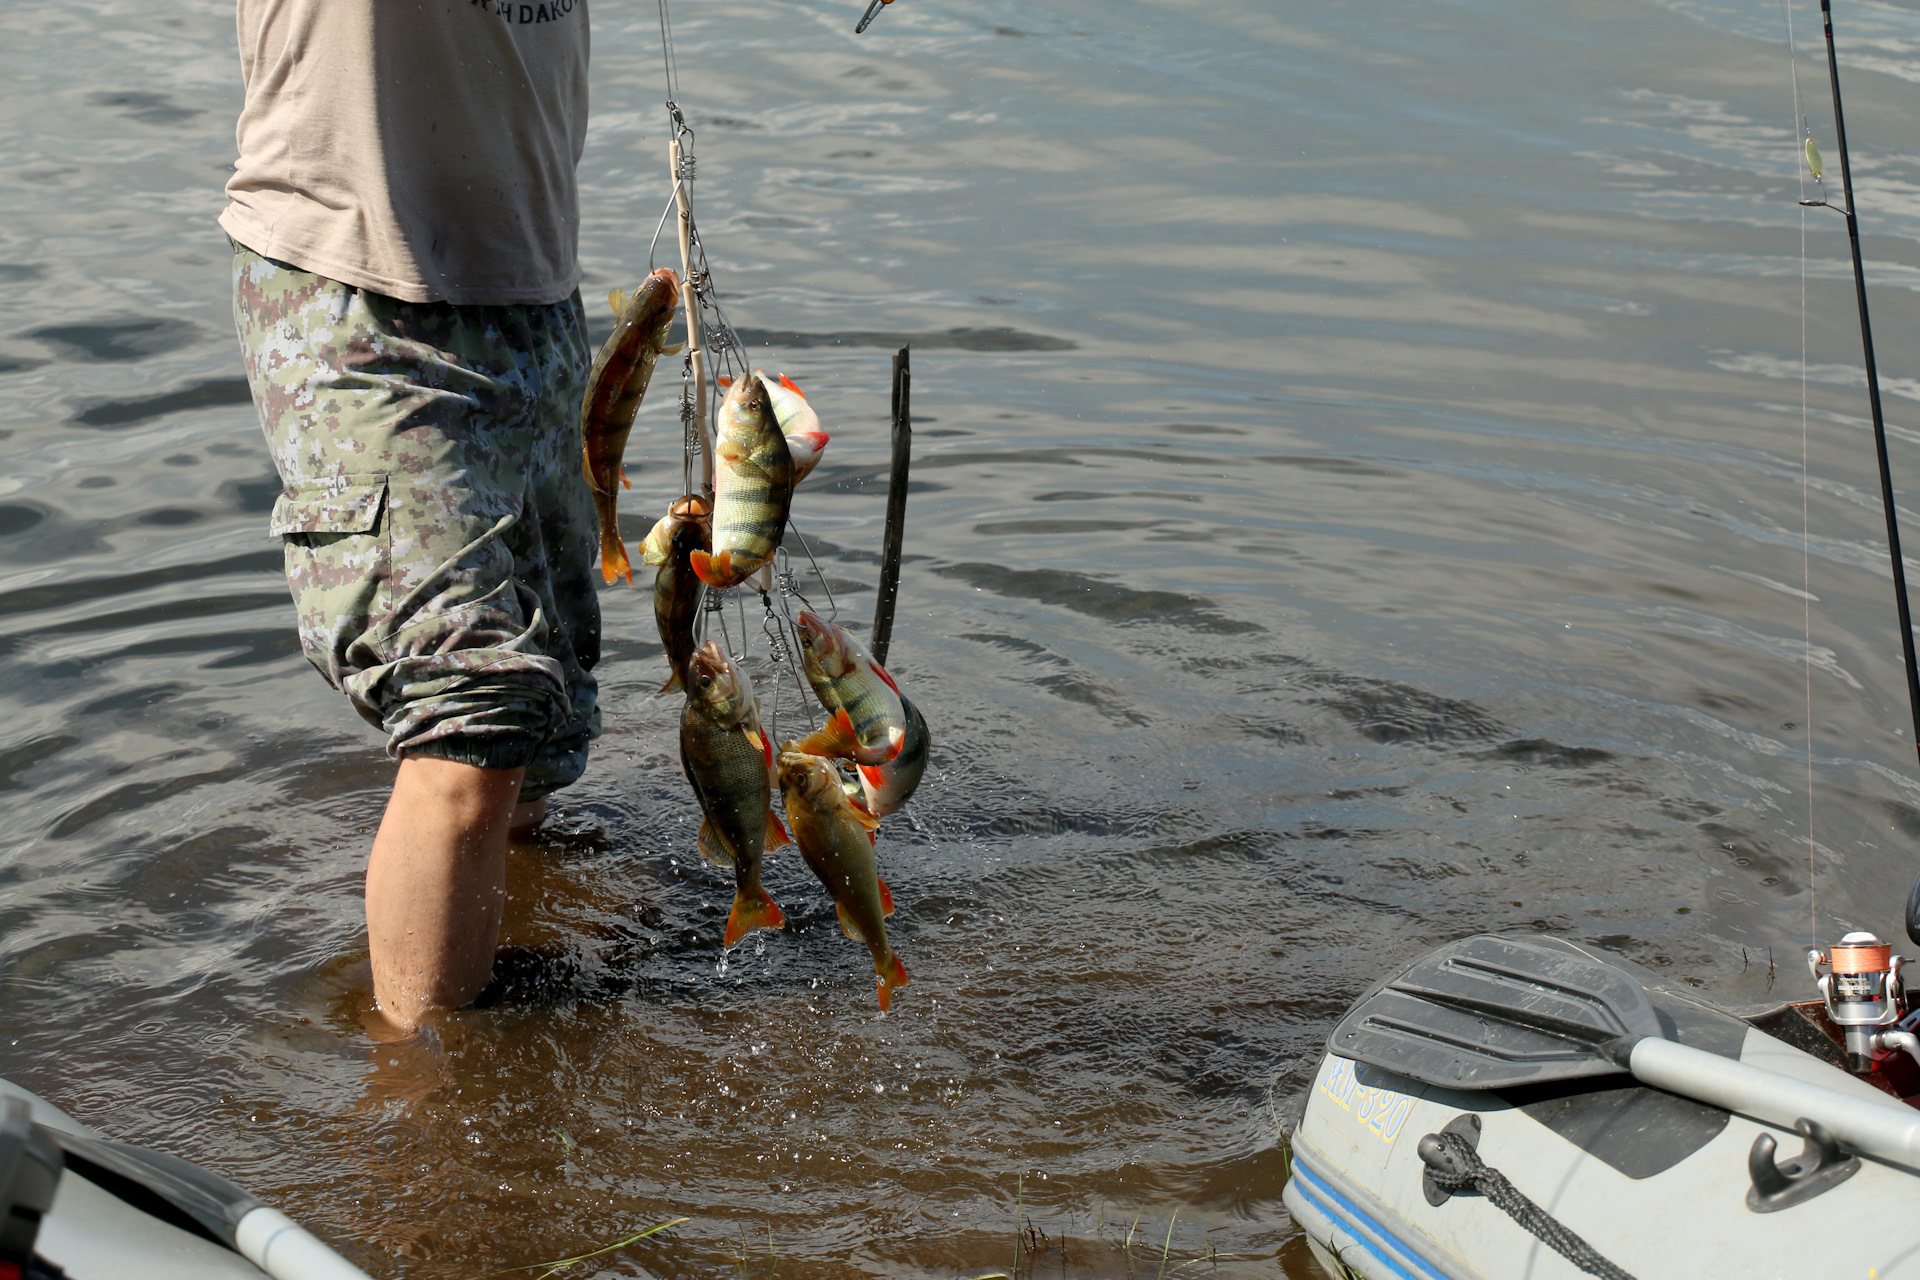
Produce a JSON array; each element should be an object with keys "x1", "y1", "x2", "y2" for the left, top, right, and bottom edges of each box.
[{"x1": 1807, "y1": 932, "x2": 1920, "y2": 1071}]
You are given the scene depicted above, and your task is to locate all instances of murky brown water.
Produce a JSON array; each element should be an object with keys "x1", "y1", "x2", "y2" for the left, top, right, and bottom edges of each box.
[{"x1": 9, "y1": 0, "x2": 1920, "y2": 1275}]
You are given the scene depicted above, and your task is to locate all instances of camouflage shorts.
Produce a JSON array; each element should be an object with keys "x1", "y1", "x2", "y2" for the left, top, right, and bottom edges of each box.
[{"x1": 231, "y1": 241, "x2": 600, "y2": 801}]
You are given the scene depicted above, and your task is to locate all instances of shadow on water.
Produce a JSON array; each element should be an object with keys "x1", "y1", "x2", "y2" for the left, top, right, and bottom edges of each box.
[
  {"x1": 584, "y1": 320, "x2": 1077, "y2": 354},
  {"x1": 71, "y1": 376, "x2": 253, "y2": 427},
  {"x1": 733, "y1": 327, "x2": 1078, "y2": 352},
  {"x1": 936, "y1": 562, "x2": 1262, "y2": 635},
  {"x1": 86, "y1": 90, "x2": 204, "y2": 127},
  {"x1": 23, "y1": 317, "x2": 202, "y2": 363},
  {"x1": 0, "y1": 506, "x2": 46, "y2": 537}
]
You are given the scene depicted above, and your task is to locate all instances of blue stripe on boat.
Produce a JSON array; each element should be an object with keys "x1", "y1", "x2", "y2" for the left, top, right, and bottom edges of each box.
[{"x1": 1289, "y1": 1154, "x2": 1451, "y2": 1280}]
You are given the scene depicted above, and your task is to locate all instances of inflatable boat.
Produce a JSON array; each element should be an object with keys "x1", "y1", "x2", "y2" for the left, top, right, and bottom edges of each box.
[
  {"x1": 1280, "y1": 933, "x2": 1920, "y2": 1280},
  {"x1": 0, "y1": 1076, "x2": 367, "y2": 1280}
]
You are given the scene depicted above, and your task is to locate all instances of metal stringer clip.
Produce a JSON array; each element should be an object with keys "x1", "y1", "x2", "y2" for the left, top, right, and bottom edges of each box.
[{"x1": 856, "y1": 0, "x2": 892, "y2": 34}]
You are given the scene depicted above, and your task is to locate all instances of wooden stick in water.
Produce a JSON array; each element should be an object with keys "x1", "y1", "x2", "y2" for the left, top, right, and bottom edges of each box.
[
  {"x1": 670, "y1": 136, "x2": 713, "y2": 490},
  {"x1": 871, "y1": 345, "x2": 912, "y2": 668}
]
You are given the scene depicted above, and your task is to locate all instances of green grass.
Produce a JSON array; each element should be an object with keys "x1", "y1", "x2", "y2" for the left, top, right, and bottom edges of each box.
[
  {"x1": 479, "y1": 1217, "x2": 690, "y2": 1280},
  {"x1": 482, "y1": 1181, "x2": 1259, "y2": 1280},
  {"x1": 726, "y1": 1221, "x2": 784, "y2": 1279},
  {"x1": 992, "y1": 1176, "x2": 1240, "y2": 1280}
]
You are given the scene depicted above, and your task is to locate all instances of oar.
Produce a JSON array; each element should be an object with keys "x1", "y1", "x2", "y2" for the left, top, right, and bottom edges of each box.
[{"x1": 1328, "y1": 934, "x2": 1920, "y2": 1170}]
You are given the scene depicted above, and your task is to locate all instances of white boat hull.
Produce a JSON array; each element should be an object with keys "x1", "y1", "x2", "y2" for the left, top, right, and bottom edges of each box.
[{"x1": 1284, "y1": 954, "x2": 1920, "y2": 1279}]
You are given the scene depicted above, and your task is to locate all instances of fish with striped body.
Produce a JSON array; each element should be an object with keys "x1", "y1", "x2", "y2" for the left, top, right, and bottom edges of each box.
[
  {"x1": 759, "y1": 371, "x2": 830, "y2": 483},
  {"x1": 789, "y1": 609, "x2": 906, "y2": 767},
  {"x1": 777, "y1": 750, "x2": 909, "y2": 1011},
  {"x1": 691, "y1": 372, "x2": 793, "y2": 590},
  {"x1": 640, "y1": 494, "x2": 712, "y2": 694},
  {"x1": 716, "y1": 371, "x2": 830, "y2": 483},
  {"x1": 790, "y1": 693, "x2": 930, "y2": 818},
  {"x1": 581, "y1": 268, "x2": 681, "y2": 585},
  {"x1": 862, "y1": 696, "x2": 929, "y2": 816},
  {"x1": 680, "y1": 641, "x2": 790, "y2": 945}
]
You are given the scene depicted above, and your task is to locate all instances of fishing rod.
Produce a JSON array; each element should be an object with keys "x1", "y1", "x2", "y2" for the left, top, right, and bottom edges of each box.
[{"x1": 1800, "y1": 2, "x2": 1920, "y2": 943}]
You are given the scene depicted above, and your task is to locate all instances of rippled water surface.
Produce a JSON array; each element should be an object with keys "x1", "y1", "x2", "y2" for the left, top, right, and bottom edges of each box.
[{"x1": 10, "y1": 0, "x2": 1920, "y2": 1275}]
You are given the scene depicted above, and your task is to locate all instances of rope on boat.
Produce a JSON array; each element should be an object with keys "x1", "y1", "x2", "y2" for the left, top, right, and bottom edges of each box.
[{"x1": 1418, "y1": 1130, "x2": 1638, "y2": 1280}]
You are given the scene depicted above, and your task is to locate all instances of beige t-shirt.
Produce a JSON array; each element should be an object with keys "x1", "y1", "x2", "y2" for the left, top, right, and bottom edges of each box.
[{"x1": 220, "y1": 0, "x2": 590, "y2": 306}]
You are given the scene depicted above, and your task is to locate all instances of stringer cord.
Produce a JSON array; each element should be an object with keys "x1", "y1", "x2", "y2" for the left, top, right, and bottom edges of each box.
[
  {"x1": 782, "y1": 518, "x2": 841, "y2": 621},
  {"x1": 1786, "y1": 0, "x2": 1817, "y2": 946},
  {"x1": 770, "y1": 549, "x2": 821, "y2": 735},
  {"x1": 652, "y1": 0, "x2": 832, "y2": 751},
  {"x1": 645, "y1": 185, "x2": 681, "y2": 274},
  {"x1": 758, "y1": 590, "x2": 786, "y2": 745},
  {"x1": 711, "y1": 587, "x2": 736, "y2": 659},
  {"x1": 680, "y1": 355, "x2": 697, "y2": 496},
  {"x1": 735, "y1": 587, "x2": 750, "y2": 672}
]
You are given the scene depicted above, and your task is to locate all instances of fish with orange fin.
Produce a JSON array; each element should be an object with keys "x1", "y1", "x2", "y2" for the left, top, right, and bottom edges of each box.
[
  {"x1": 718, "y1": 370, "x2": 831, "y2": 483},
  {"x1": 582, "y1": 268, "x2": 682, "y2": 584},
  {"x1": 786, "y1": 696, "x2": 928, "y2": 818},
  {"x1": 640, "y1": 494, "x2": 712, "y2": 694},
  {"x1": 761, "y1": 372, "x2": 830, "y2": 483},
  {"x1": 777, "y1": 750, "x2": 909, "y2": 1011},
  {"x1": 861, "y1": 696, "x2": 929, "y2": 816},
  {"x1": 691, "y1": 372, "x2": 793, "y2": 590},
  {"x1": 680, "y1": 641, "x2": 791, "y2": 945},
  {"x1": 790, "y1": 609, "x2": 906, "y2": 766}
]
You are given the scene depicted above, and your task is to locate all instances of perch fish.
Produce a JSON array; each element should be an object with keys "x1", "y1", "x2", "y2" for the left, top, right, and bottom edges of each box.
[
  {"x1": 582, "y1": 268, "x2": 682, "y2": 584},
  {"x1": 680, "y1": 641, "x2": 790, "y2": 945}
]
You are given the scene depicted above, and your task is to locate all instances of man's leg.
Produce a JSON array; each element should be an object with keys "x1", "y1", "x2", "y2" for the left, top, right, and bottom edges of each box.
[
  {"x1": 234, "y1": 245, "x2": 588, "y2": 1030},
  {"x1": 366, "y1": 756, "x2": 525, "y2": 1029},
  {"x1": 510, "y1": 796, "x2": 547, "y2": 836}
]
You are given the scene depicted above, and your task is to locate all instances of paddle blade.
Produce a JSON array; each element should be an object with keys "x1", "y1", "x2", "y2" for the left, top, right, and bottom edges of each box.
[{"x1": 1327, "y1": 934, "x2": 1655, "y2": 1091}]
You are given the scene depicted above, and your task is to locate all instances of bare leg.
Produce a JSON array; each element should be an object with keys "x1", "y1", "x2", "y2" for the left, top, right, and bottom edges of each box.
[
  {"x1": 366, "y1": 755, "x2": 524, "y2": 1031},
  {"x1": 509, "y1": 795, "x2": 547, "y2": 837}
]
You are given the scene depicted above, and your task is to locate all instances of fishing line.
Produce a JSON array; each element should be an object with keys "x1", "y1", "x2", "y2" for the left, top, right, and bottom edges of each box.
[
  {"x1": 1812, "y1": 0, "x2": 1920, "y2": 764},
  {"x1": 1803, "y1": 143, "x2": 1817, "y2": 951},
  {"x1": 1785, "y1": 0, "x2": 1817, "y2": 948},
  {"x1": 770, "y1": 551, "x2": 821, "y2": 733},
  {"x1": 656, "y1": 0, "x2": 681, "y2": 104},
  {"x1": 681, "y1": 222, "x2": 751, "y2": 394},
  {"x1": 1798, "y1": 0, "x2": 1920, "y2": 944}
]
